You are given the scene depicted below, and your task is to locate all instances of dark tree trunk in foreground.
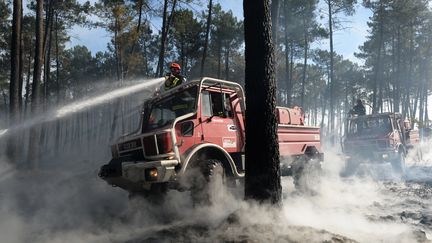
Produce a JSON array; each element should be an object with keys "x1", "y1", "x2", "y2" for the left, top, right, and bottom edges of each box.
[{"x1": 244, "y1": 0, "x2": 281, "y2": 205}]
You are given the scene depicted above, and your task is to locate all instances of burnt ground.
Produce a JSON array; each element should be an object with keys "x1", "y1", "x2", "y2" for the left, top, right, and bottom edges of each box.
[{"x1": 0, "y1": 149, "x2": 431, "y2": 243}]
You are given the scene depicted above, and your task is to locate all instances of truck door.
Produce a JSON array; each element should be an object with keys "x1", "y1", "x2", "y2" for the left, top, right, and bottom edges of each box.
[{"x1": 200, "y1": 91, "x2": 241, "y2": 152}]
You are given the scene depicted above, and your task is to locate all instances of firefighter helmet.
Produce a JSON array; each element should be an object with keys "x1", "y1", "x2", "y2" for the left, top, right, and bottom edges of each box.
[{"x1": 170, "y1": 62, "x2": 181, "y2": 70}]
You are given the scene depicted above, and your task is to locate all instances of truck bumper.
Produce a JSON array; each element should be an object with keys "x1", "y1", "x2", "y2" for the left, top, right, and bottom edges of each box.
[
  {"x1": 122, "y1": 160, "x2": 179, "y2": 183},
  {"x1": 99, "y1": 159, "x2": 179, "y2": 191},
  {"x1": 344, "y1": 150, "x2": 398, "y2": 163}
]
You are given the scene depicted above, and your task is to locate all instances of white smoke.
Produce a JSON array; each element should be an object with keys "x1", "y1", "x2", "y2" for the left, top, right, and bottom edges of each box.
[{"x1": 1, "y1": 144, "x2": 431, "y2": 243}]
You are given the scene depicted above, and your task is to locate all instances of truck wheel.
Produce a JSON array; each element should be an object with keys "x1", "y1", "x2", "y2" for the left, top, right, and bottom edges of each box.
[
  {"x1": 292, "y1": 158, "x2": 321, "y2": 193},
  {"x1": 391, "y1": 151, "x2": 406, "y2": 176},
  {"x1": 128, "y1": 183, "x2": 168, "y2": 204},
  {"x1": 191, "y1": 159, "x2": 225, "y2": 205}
]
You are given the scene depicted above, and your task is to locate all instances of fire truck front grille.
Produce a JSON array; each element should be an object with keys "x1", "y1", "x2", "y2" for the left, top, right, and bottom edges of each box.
[
  {"x1": 118, "y1": 149, "x2": 145, "y2": 161},
  {"x1": 143, "y1": 135, "x2": 158, "y2": 156},
  {"x1": 346, "y1": 139, "x2": 391, "y2": 154},
  {"x1": 142, "y1": 132, "x2": 174, "y2": 159}
]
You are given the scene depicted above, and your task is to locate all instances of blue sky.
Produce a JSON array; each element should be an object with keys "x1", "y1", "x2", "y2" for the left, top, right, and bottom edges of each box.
[{"x1": 68, "y1": 0, "x2": 372, "y2": 64}]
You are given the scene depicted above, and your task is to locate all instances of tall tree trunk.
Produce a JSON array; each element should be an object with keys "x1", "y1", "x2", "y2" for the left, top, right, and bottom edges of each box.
[
  {"x1": 10, "y1": 0, "x2": 22, "y2": 118},
  {"x1": 412, "y1": 86, "x2": 420, "y2": 123},
  {"x1": 344, "y1": 77, "x2": 348, "y2": 133},
  {"x1": 8, "y1": 0, "x2": 22, "y2": 163},
  {"x1": 124, "y1": 0, "x2": 144, "y2": 78},
  {"x1": 200, "y1": 0, "x2": 212, "y2": 77},
  {"x1": 425, "y1": 90, "x2": 429, "y2": 127},
  {"x1": 156, "y1": 0, "x2": 177, "y2": 77},
  {"x1": 271, "y1": 0, "x2": 279, "y2": 85},
  {"x1": 225, "y1": 47, "x2": 229, "y2": 80},
  {"x1": 289, "y1": 40, "x2": 294, "y2": 105},
  {"x1": 42, "y1": 0, "x2": 53, "y2": 106},
  {"x1": 372, "y1": 6, "x2": 384, "y2": 114},
  {"x1": 180, "y1": 43, "x2": 185, "y2": 73},
  {"x1": 217, "y1": 42, "x2": 221, "y2": 78},
  {"x1": 327, "y1": 0, "x2": 335, "y2": 138},
  {"x1": 134, "y1": 0, "x2": 144, "y2": 52},
  {"x1": 28, "y1": 0, "x2": 44, "y2": 170},
  {"x1": 394, "y1": 28, "x2": 401, "y2": 113},
  {"x1": 114, "y1": 15, "x2": 121, "y2": 81},
  {"x1": 18, "y1": 4, "x2": 24, "y2": 113},
  {"x1": 55, "y1": 12, "x2": 60, "y2": 103},
  {"x1": 301, "y1": 25, "x2": 308, "y2": 107},
  {"x1": 143, "y1": 27, "x2": 149, "y2": 76},
  {"x1": 44, "y1": 24, "x2": 53, "y2": 107},
  {"x1": 156, "y1": 0, "x2": 168, "y2": 77},
  {"x1": 24, "y1": 48, "x2": 32, "y2": 114},
  {"x1": 283, "y1": 0, "x2": 291, "y2": 106},
  {"x1": 419, "y1": 69, "x2": 425, "y2": 126},
  {"x1": 32, "y1": 0, "x2": 44, "y2": 109},
  {"x1": 404, "y1": 27, "x2": 415, "y2": 119},
  {"x1": 244, "y1": 0, "x2": 281, "y2": 205},
  {"x1": 271, "y1": 0, "x2": 279, "y2": 45}
]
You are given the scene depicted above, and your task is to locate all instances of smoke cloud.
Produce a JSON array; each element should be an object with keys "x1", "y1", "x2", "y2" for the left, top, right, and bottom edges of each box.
[{"x1": 1, "y1": 145, "x2": 431, "y2": 243}]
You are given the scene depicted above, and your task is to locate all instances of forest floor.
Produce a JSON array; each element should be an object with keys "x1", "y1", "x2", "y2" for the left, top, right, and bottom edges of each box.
[{"x1": 0, "y1": 146, "x2": 431, "y2": 243}]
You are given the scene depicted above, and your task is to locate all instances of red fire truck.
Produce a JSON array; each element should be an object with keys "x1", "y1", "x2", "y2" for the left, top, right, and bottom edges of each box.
[
  {"x1": 342, "y1": 112, "x2": 420, "y2": 175},
  {"x1": 99, "y1": 77, "x2": 323, "y2": 200}
]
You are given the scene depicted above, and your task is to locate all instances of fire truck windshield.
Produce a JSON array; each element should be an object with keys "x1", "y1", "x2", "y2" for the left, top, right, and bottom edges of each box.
[
  {"x1": 144, "y1": 87, "x2": 198, "y2": 131},
  {"x1": 348, "y1": 116, "x2": 392, "y2": 137}
]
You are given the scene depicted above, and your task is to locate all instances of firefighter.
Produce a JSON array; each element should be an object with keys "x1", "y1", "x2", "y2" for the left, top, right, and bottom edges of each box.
[
  {"x1": 163, "y1": 62, "x2": 186, "y2": 91},
  {"x1": 350, "y1": 99, "x2": 366, "y2": 116},
  {"x1": 153, "y1": 62, "x2": 186, "y2": 96}
]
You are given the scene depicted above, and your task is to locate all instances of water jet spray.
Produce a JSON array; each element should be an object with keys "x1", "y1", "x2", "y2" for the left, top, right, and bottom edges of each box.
[{"x1": 0, "y1": 78, "x2": 163, "y2": 139}]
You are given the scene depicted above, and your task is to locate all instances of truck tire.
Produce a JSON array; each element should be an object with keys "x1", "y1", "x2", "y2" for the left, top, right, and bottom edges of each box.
[
  {"x1": 191, "y1": 159, "x2": 225, "y2": 205},
  {"x1": 391, "y1": 151, "x2": 406, "y2": 176},
  {"x1": 292, "y1": 158, "x2": 321, "y2": 193}
]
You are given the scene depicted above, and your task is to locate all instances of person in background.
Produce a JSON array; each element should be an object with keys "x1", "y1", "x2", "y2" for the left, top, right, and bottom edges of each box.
[{"x1": 351, "y1": 99, "x2": 366, "y2": 116}]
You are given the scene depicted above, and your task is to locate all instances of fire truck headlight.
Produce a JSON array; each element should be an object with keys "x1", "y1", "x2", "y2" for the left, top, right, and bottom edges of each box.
[
  {"x1": 382, "y1": 154, "x2": 389, "y2": 160},
  {"x1": 145, "y1": 168, "x2": 158, "y2": 181}
]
